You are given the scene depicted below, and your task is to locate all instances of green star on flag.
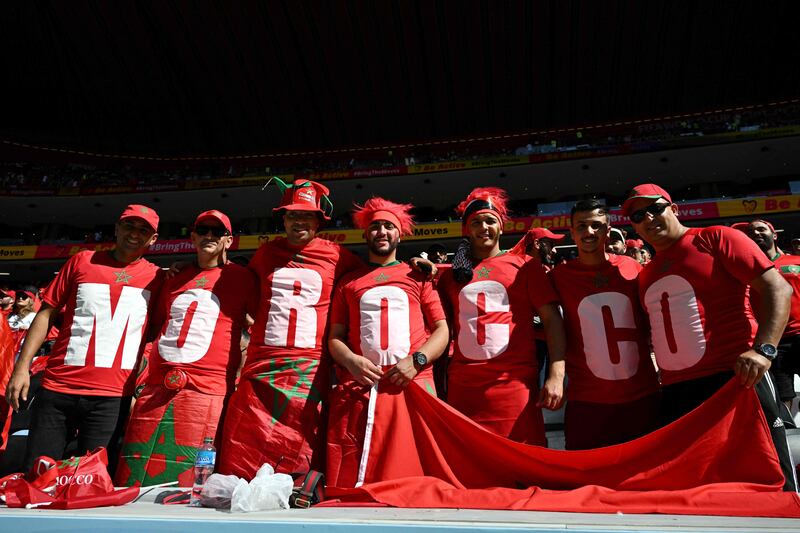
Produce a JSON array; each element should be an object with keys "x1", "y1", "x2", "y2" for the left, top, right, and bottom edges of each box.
[
  {"x1": 375, "y1": 272, "x2": 390, "y2": 282},
  {"x1": 194, "y1": 275, "x2": 209, "y2": 288},
  {"x1": 114, "y1": 269, "x2": 133, "y2": 284},
  {"x1": 781, "y1": 265, "x2": 800, "y2": 275},
  {"x1": 476, "y1": 266, "x2": 492, "y2": 279},
  {"x1": 255, "y1": 358, "x2": 320, "y2": 425},
  {"x1": 119, "y1": 403, "x2": 196, "y2": 487},
  {"x1": 58, "y1": 456, "x2": 81, "y2": 470}
]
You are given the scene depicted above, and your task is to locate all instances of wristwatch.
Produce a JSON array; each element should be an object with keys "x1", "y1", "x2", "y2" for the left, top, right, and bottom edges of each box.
[
  {"x1": 412, "y1": 351, "x2": 428, "y2": 369},
  {"x1": 754, "y1": 343, "x2": 778, "y2": 361}
]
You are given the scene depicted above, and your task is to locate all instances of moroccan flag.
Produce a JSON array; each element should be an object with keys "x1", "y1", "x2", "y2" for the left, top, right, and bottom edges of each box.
[
  {"x1": 216, "y1": 356, "x2": 327, "y2": 480},
  {"x1": 115, "y1": 386, "x2": 225, "y2": 488},
  {"x1": 326, "y1": 379, "x2": 800, "y2": 517}
]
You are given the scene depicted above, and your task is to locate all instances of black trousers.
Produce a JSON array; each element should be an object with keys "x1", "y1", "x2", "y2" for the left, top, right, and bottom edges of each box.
[
  {"x1": 23, "y1": 387, "x2": 130, "y2": 474},
  {"x1": 662, "y1": 371, "x2": 798, "y2": 492}
]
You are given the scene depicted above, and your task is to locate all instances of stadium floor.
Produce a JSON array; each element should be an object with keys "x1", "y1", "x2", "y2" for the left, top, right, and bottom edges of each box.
[{"x1": 2, "y1": 489, "x2": 800, "y2": 533}]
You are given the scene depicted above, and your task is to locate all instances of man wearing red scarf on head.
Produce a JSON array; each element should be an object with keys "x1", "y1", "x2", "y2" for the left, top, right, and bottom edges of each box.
[
  {"x1": 326, "y1": 198, "x2": 449, "y2": 487},
  {"x1": 437, "y1": 187, "x2": 566, "y2": 445},
  {"x1": 215, "y1": 179, "x2": 363, "y2": 479}
]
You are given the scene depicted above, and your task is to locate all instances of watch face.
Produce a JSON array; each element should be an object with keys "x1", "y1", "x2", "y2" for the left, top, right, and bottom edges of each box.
[
  {"x1": 414, "y1": 352, "x2": 427, "y2": 366},
  {"x1": 758, "y1": 344, "x2": 778, "y2": 357}
]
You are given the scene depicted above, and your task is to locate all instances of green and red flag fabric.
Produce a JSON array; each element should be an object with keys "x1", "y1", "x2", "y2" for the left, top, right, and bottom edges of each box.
[
  {"x1": 115, "y1": 386, "x2": 224, "y2": 487},
  {"x1": 215, "y1": 356, "x2": 327, "y2": 479},
  {"x1": 325, "y1": 378, "x2": 800, "y2": 517}
]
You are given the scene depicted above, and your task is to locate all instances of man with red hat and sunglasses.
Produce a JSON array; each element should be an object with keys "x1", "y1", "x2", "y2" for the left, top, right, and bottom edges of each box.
[
  {"x1": 6, "y1": 204, "x2": 162, "y2": 472},
  {"x1": 736, "y1": 219, "x2": 800, "y2": 414},
  {"x1": 326, "y1": 197, "x2": 449, "y2": 487},
  {"x1": 623, "y1": 184, "x2": 797, "y2": 491},
  {"x1": 215, "y1": 179, "x2": 363, "y2": 480},
  {"x1": 549, "y1": 199, "x2": 659, "y2": 449},
  {"x1": 116, "y1": 210, "x2": 258, "y2": 488},
  {"x1": 438, "y1": 187, "x2": 566, "y2": 445}
]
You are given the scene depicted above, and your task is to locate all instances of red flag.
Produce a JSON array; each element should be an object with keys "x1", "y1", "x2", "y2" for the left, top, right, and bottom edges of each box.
[{"x1": 326, "y1": 379, "x2": 800, "y2": 517}]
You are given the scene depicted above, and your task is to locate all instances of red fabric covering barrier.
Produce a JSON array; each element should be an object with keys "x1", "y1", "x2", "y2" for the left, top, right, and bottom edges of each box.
[{"x1": 325, "y1": 379, "x2": 800, "y2": 517}]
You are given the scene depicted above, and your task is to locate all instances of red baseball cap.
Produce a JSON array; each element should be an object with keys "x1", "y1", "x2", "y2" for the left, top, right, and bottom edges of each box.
[
  {"x1": 119, "y1": 204, "x2": 159, "y2": 233},
  {"x1": 273, "y1": 179, "x2": 332, "y2": 220},
  {"x1": 625, "y1": 239, "x2": 644, "y2": 249},
  {"x1": 529, "y1": 228, "x2": 566, "y2": 241},
  {"x1": 0, "y1": 287, "x2": 14, "y2": 298},
  {"x1": 621, "y1": 184, "x2": 672, "y2": 216},
  {"x1": 193, "y1": 210, "x2": 232, "y2": 233}
]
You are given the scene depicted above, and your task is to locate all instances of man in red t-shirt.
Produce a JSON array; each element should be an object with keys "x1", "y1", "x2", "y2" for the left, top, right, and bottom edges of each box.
[
  {"x1": 623, "y1": 184, "x2": 796, "y2": 491},
  {"x1": 215, "y1": 179, "x2": 363, "y2": 480},
  {"x1": 326, "y1": 198, "x2": 449, "y2": 487},
  {"x1": 116, "y1": 210, "x2": 258, "y2": 487},
  {"x1": 5, "y1": 205, "x2": 162, "y2": 470},
  {"x1": 738, "y1": 219, "x2": 800, "y2": 410},
  {"x1": 438, "y1": 187, "x2": 566, "y2": 445},
  {"x1": 550, "y1": 199, "x2": 660, "y2": 449}
]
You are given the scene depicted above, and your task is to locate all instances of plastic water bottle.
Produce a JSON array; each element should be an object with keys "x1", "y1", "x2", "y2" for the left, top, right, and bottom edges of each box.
[{"x1": 189, "y1": 437, "x2": 216, "y2": 507}]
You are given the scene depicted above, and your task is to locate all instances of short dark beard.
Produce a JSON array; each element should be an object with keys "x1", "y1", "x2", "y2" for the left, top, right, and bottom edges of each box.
[
  {"x1": 756, "y1": 237, "x2": 773, "y2": 254},
  {"x1": 368, "y1": 237, "x2": 399, "y2": 257}
]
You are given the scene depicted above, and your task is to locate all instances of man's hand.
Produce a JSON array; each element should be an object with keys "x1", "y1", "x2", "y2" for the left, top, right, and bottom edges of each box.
[
  {"x1": 537, "y1": 375, "x2": 564, "y2": 410},
  {"x1": 344, "y1": 355, "x2": 384, "y2": 386},
  {"x1": 409, "y1": 257, "x2": 438, "y2": 280},
  {"x1": 735, "y1": 349, "x2": 771, "y2": 388},
  {"x1": 5, "y1": 368, "x2": 31, "y2": 411},
  {"x1": 165, "y1": 260, "x2": 190, "y2": 279},
  {"x1": 384, "y1": 356, "x2": 418, "y2": 387}
]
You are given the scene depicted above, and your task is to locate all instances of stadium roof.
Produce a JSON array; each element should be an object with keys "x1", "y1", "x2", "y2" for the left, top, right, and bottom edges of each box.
[{"x1": 1, "y1": 1, "x2": 797, "y2": 159}]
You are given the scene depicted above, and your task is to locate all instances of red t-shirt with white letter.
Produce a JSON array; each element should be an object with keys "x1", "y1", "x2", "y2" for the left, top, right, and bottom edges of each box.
[
  {"x1": 41, "y1": 251, "x2": 162, "y2": 396},
  {"x1": 147, "y1": 263, "x2": 258, "y2": 395},
  {"x1": 638, "y1": 227, "x2": 772, "y2": 385},
  {"x1": 330, "y1": 262, "x2": 445, "y2": 366},
  {"x1": 245, "y1": 237, "x2": 362, "y2": 371},
  {"x1": 550, "y1": 254, "x2": 658, "y2": 404}
]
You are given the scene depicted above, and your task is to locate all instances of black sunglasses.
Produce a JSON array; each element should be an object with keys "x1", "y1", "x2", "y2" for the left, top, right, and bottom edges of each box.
[
  {"x1": 630, "y1": 202, "x2": 670, "y2": 224},
  {"x1": 193, "y1": 225, "x2": 229, "y2": 237}
]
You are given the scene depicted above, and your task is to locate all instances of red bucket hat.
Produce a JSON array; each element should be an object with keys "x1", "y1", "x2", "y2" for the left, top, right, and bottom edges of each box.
[{"x1": 270, "y1": 177, "x2": 333, "y2": 221}]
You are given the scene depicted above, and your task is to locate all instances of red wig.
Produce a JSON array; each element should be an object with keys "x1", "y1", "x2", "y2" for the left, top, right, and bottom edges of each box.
[
  {"x1": 456, "y1": 187, "x2": 509, "y2": 224},
  {"x1": 352, "y1": 197, "x2": 415, "y2": 236}
]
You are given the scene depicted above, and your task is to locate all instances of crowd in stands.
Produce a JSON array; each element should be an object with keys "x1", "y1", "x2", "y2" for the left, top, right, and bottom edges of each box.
[{"x1": 2, "y1": 102, "x2": 798, "y2": 195}]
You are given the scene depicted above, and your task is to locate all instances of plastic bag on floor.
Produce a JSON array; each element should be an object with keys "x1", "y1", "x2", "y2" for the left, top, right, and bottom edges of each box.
[
  {"x1": 230, "y1": 464, "x2": 294, "y2": 513},
  {"x1": 200, "y1": 474, "x2": 246, "y2": 509}
]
